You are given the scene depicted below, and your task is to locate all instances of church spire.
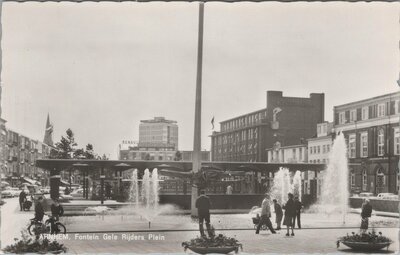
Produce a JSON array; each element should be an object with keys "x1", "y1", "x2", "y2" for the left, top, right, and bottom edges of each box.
[{"x1": 43, "y1": 113, "x2": 54, "y2": 146}]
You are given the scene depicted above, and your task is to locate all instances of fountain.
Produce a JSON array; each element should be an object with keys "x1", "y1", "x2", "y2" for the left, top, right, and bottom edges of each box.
[
  {"x1": 128, "y1": 169, "x2": 140, "y2": 209},
  {"x1": 314, "y1": 132, "x2": 349, "y2": 223},
  {"x1": 128, "y1": 168, "x2": 160, "y2": 228},
  {"x1": 270, "y1": 168, "x2": 302, "y2": 204}
]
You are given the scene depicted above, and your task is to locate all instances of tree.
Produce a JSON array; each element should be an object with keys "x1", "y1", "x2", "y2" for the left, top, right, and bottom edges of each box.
[
  {"x1": 84, "y1": 144, "x2": 95, "y2": 159},
  {"x1": 50, "y1": 130, "x2": 97, "y2": 159},
  {"x1": 50, "y1": 129, "x2": 77, "y2": 159}
]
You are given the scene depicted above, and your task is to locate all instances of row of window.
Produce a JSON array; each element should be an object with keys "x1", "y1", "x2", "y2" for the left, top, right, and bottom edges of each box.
[
  {"x1": 213, "y1": 129, "x2": 259, "y2": 146},
  {"x1": 347, "y1": 127, "x2": 400, "y2": 158},
  {"x1": 214, "y1": 143, "x2": 258, "y2": 154},
  {"x1": 309, "y1": 144, "x2": 331, "y2": 154},
  {"x1": 349, "y1": 169, "x2": 390, "y2": 191},
  {"x1": 309, "y1": 159, "x2": 329, "y2": 164},
  {"x1": 221, "y1": 111, "x2": 266, "y2": 132},
  {"x1": 338, "y1": 101, "x2": 399, "y2": 125},
  {"x1": 269, "y1": 148, "x2": 304, "y2": 161}
]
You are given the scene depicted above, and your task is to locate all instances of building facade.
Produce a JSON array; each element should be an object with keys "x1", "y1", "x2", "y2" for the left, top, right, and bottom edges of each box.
[
  {"x1": 307, "y1": 122, "x2": 334, "y2": 164},
  {"x1": 139, "y1": 117, "x2": 178, "y2": 150},
  {"x1": 119, "y1": 117, "x2": 179, "y2": 161},
  {"x1": 118, "y1": 140, "x2": 177, "y2": 161},
  {"x1": 333, "y1": 91, "x2": 400, "y2": 195},
  {"x1": 211, "y1": 91, "x2": 324, "y2": 162},
  {"x1": 266, "y1": 144, "x2": 308, "y2": 163},
  {"x1": 4, "y1": 129, "x2": 52, "y2": 187}
]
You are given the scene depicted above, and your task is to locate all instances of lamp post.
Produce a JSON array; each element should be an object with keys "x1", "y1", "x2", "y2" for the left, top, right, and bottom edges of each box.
[{"x1": 191, "y1": 2, "x2": 204, "y2": 217}]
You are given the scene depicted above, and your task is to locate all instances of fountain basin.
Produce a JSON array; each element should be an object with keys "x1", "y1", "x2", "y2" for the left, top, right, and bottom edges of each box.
[
  {"x1": 340, "y1": 241, "x2": 392, "y2": 251},
  {"x1": 186, "y1": 246, "x2": 239, "y2": 254}
]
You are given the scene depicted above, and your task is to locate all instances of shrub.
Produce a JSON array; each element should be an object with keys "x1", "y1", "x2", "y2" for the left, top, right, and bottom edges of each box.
[
  {"x1": 182, "y1": 226, "x2": 242, "y2": 253},
  {"x1": 336, "y1": 229, "x2": 392, "y2": 248},
  {"x1": 3, "y1": 230, "x2": 67, "y2": 254}
]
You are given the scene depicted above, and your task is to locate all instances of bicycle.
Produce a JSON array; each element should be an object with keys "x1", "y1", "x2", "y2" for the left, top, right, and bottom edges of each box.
[{"x1": 27, "y1": 214, "x2": 67, "y2": 236}]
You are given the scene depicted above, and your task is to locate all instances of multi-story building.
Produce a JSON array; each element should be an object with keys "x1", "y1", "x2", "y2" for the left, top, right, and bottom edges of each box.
[
  {"x1": 139, "y1": 117, "x2": 178, "y2": 150},
  {"x1": 334, "y1": 91, "x2": 400, "y2": 194},
  {"x1": 266, "y1": 144, "x2": 308, "y2": 163},
  {"x1": 0, "y1": 117, "x2": 7, "y2": 179},
  {"x1": 4, "y1": 129, "x2": 52, "y2": 187},
  {"x1": 307, "y1": 122, "x2": 334, "y2": 164},
  {"x1": 118, "y1": 140, "x2": 177, "y2": 161},
  {"x1": 211, "y1": 91, "x2": 325, "y2": 162},
  {"x1": 119, "y1": 117, "x2": 179, "y2": 161}
]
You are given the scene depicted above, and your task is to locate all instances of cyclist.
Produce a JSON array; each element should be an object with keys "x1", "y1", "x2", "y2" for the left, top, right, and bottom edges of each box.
[
  {"x1": 50, "y1": 199, "x2": 64, "y2": 233},
  {"x1": 51, "y1": 198, "x2": 64, "y2": 221},
  {"x1": 34, "y1": 196, "x2": 45, "y2": 222}
]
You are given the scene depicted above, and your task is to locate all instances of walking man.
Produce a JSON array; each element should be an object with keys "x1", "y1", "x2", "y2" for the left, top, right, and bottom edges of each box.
[
  {"x1": 292, "y1": 196, "x2": 302, "y2": 229},
  {"x1": 255, "y1": 193, "x2": 276, "y2": 234},
  {"x1": 273, "y1": 199, "x2": 283, "y2": 230},
  {"x1": 195, "y1": 190, "x2": 213, "y2": 237},
  {"x1": 19, "y1": 190, "x2": 27, "y2": 211}
]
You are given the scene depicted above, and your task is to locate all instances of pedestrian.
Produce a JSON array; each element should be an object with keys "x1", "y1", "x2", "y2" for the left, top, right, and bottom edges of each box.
[
  {"x1": 19, "y1": 190, "x2": 27, "y2": 211},
  {"x1": 105, "y1": 183, "x2": 112, "y2": 199},
  {"x1": 292, "y1": 196, "x2": 303, "y2": 229},
  {"x1": 50, "y1": 198, "x2": 64, "y2": 233},
  {"x1": 34, "y1": 196, "x2": 45, "y2": 222},
  {"x1": 226, "y1": 185, "x2": 233, "y2": 195},
  {"x1": 64, "y1": 186, "x2": 70, "y2": 195},
  {"x1": 273, "y1": 199, "x2": 283, "y2": 230},
  {"x1": 283, "y1": 193, "x2": 296, "y2": 236},
  {"x1": 51, "y1": 198, "x2": 64, "y2": 221},
  {"x1": 195, "y1": 190, "x2": 213, "y2": 237},
  {"x1": 255, "y1": 193, "x2": 276, "y2": 234},
  {"x1": 360, "y1": 199, "x2": 372, "y2": 233}
]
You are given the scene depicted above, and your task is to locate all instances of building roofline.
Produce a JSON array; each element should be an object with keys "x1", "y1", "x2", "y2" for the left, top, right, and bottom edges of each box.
[
  {"x1": 307, "y1": 134, "x2": 334, "y2": 142},
  {"x1": 219, "y1": 108, "x2": 267, "y2": 124},
  {"x1": 140, "y1": 117, "x2": 177, "y2": 124},
  {"x1": 334, "y1": 91, "x2": 400, "y2": 109}
]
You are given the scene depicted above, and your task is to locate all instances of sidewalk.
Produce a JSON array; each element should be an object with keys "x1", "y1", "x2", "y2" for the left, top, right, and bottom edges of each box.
[{"x1": 61, "y1": 227, "x2": 399, "y2": 254}]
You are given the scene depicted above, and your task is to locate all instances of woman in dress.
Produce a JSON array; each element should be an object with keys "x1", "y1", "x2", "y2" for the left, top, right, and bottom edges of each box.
[{"x1": 282, "y1": 193, "x2": 296, "y2": 236}]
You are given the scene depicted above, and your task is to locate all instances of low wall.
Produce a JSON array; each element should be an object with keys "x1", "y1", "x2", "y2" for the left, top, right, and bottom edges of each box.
[
  {"x1": 159, "y1": 194, "x2": 264, "y2": 210},
  {"x1": 349, "y1": 197, "x2": 400, "y2": 213}
]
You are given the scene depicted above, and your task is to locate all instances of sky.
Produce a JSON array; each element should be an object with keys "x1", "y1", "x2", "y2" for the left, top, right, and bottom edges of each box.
[{"x1": 1, "y1": 2, "x2": 399, "y2": 159}]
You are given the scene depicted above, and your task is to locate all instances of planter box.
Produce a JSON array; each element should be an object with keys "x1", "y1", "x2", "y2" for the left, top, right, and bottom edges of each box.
[
  {"x1": 186, "y1": 246, "x2": 239, "y2": 254},
  {"x1": 341, "y1": 241, "x2": 392, "y2": 251}
]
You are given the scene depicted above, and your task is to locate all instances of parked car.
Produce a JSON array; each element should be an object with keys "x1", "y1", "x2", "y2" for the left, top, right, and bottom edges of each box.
[
  {"x1": 1, "y1": 189, "x2": 13, "y2": 198},
  {"x1": 9, "y1": 187, "x2": 22, "y2": 197},
  {"x1": 70, "y1": 188, "x2": 84, "y2": 198},
  {"x1": 359, "y1": 192, "x2": 374, "y2": 198},
  {"x1": 377, "y1": 193, "x2": 396, "y2": 199},
  {"x1": 40, "y1": 187, "x2": 50, "y2": 194},
  {"x1": 382, "y1": 195, "x2": 398, "y2": 200},
  {"x1": 1, "y1": 188, "x2": 21, "y2": 198},
  {"x1": 59, "y1": 192, "x2": 73, "y2": 202}
]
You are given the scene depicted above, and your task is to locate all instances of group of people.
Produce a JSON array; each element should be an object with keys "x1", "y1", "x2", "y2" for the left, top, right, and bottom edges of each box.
[
  {"x1": 193, "y1": 190, "x2": 374, "y2": 238},
  {"x1": 256, "y1": 193, "x2": 302, "y2": 236},
  {"x1": 20, "y1": 191, "x2": 65, "y2": 234},
  {"x1": 194, "y1": 190, "x2": 303, "y2": 238}
]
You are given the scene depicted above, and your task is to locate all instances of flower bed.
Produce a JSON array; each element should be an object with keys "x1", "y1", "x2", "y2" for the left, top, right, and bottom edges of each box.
[
  {"x1": 182, "y1": 233, "x2": 242, "y2": 254},
  {"x1": 3, "y1": 230, "x2": 67, "y2": 254},
  {"x1": 337, "y1": 230, "x2": 392, "y2": 251}
]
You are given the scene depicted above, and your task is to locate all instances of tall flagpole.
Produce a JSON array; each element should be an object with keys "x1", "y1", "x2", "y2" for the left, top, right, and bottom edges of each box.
[{"x1": 191, "y1": 1, "x2": 204, "y2": 216}]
